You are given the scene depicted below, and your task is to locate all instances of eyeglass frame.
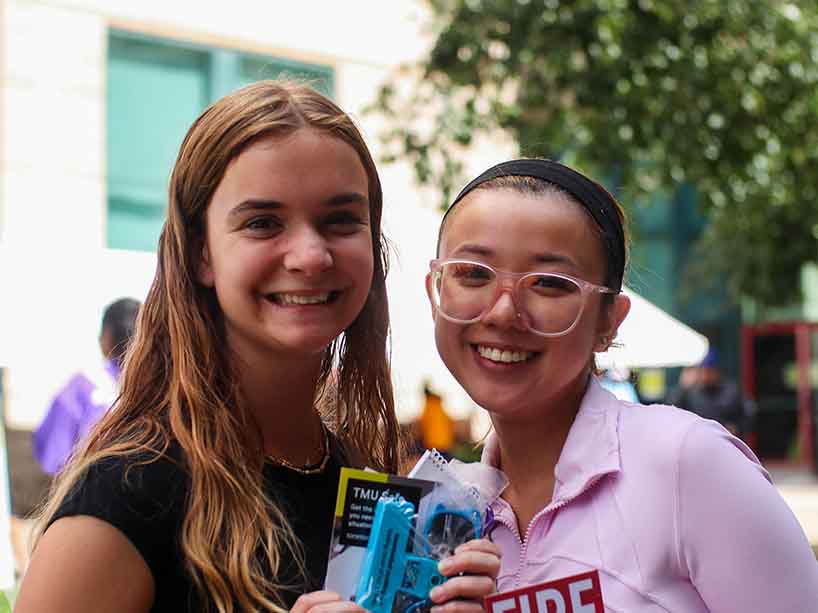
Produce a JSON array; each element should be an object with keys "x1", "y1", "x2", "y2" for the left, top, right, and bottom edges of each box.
[{"x1": 428, "y1": 258, "x2": 619, "y2": 338}]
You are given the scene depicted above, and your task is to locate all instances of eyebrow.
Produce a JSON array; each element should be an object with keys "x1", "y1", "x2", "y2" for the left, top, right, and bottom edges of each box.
[
  {"x1": 451, "y1": 243, "x2": 494, "y2": 258},
  {"x1": 452, "y1": 242, "x2": 578, "y2": 268},
  {"x1": 533, "y1": 252, "x2": 578, "y2": 268},
  {"x1": 325, "y1": 192, "x2": 368, "y2": 207},
  {"x1": 228, "y1": 199, "x2": 281, "y2": 220},
  {"x1": 228, "y1": 192, "x2": 368, "y2": 220}
]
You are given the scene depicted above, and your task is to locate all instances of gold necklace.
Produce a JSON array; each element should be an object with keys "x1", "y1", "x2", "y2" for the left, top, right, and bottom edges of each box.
[{"x1": 266, "y1": 423, "x2": 330, "y2": 475}]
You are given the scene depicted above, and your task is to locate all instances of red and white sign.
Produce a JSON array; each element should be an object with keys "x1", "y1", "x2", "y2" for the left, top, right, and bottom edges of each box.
[{"x1": 484, "y1": 571, "x2": 604, "y2": 613}]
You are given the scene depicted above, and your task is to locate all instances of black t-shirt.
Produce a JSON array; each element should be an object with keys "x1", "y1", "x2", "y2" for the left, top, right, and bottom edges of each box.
[{"x1": 50, "y1": 438, "x2": 347, "y2": 611}]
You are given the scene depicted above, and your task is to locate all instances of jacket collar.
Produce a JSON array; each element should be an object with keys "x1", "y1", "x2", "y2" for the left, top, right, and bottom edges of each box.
[{"x1": 481, "y1": 377, "x2": 622, "y2": 504}]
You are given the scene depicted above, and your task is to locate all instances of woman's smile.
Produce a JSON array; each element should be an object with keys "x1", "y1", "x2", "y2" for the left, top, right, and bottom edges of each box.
[
  {"x1": 265, "y1": 289, "x2": 342, "y2": 306},
  {"x1": 472, "y1": 343, "x2": 539, "y2": 364}
]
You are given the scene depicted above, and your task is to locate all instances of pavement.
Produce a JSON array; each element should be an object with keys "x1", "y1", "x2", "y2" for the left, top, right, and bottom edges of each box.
[{"x1": 770, "y1": 466, "x2": 818, "y2": 556}]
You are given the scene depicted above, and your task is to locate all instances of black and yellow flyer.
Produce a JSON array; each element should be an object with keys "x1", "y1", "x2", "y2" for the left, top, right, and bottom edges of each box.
[{"x1": 323, "y1": 467, "x2": 437, "y2": 601}]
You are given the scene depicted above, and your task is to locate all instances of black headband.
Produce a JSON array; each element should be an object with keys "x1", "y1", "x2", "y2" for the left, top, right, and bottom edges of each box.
[{"x1": 437, "y1": 158, "x2": 626, "y2": 292}]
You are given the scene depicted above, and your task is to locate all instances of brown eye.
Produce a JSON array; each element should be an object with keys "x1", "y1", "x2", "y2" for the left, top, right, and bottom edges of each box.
[
  {"x1": 449, "y1": 263, "x2": 491, "y2": 282},
  {"x1": 527, "y1": 274, "x2": 579, "y2": 296},
  {"x1": 324, "y1": 212, "x2": 365, "y2": 234},
  {"x1": 244, "y1": 216, "x2": 282, "y2": 235}
]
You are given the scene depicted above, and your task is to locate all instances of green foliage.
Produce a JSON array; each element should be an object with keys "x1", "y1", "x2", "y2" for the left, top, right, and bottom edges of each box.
[{"x1": 373, "y1": 0, "x2": 818, "y2": 306}]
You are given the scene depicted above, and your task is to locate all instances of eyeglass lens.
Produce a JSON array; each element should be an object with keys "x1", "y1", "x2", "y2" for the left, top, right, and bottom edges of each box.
[{"x1": 433, "y1": 262, "x2": 583, "y2": 335}]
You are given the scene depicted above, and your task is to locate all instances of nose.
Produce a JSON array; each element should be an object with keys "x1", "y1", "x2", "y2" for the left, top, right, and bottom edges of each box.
[
  {"x1": 283, "y1": 227, "x2": 333, "y2": 275},
  {"x1": 480, "y1": 288, "x2": 528, "y2": 331}
]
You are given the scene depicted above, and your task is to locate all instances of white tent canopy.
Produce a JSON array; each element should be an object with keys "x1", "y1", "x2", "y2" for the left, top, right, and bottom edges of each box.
[{"x1": 597, "y1": 287, "x2": 709, "y2": 370}]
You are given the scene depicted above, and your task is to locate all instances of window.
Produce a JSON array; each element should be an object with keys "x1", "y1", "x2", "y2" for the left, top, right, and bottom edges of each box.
[{"x1": 106, "y1": 31, "x2": 334, "y2": 251}]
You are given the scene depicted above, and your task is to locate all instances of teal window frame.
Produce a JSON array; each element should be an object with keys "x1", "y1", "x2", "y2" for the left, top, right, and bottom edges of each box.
[{"x1": 106, "y1": 29, "x2": 334, "y2": 252}]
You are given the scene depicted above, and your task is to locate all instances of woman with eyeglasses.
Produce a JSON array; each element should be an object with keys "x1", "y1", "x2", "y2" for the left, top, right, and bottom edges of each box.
[{"x1": 426, "y1": 159, "x2": 818, "y2": 612}]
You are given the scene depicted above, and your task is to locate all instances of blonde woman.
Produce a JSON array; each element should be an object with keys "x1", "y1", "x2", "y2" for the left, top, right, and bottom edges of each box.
[{"x1": 15, "y1": 82, "x2": 499, "y2": 613}]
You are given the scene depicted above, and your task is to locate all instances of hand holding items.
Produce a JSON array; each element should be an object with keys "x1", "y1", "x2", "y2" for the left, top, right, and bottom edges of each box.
[{"x1": 325, "y1": 449, "x2": 504, "y2": 612}]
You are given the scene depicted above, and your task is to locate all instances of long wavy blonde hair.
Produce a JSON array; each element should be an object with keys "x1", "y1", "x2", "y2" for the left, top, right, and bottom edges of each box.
[{"x1": 34, "y1": 81, "x2": 401, "y2": 612}]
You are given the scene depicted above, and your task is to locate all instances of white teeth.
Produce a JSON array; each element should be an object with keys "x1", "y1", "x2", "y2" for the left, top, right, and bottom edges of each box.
[
  {"x1": 277, "y1": 292, "x2": 331, "y2": 305},
  {"x1": 476, "y1": 345, "x2": 533, "y2": 363}
]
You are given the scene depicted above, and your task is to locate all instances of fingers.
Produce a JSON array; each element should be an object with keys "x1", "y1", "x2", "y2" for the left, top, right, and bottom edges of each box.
[
  {"x1": 429, "y1": 601, "x2": 489, "y2": 613},
  {"x1": 430, "y1": 574, "x2": 496, "y2": 603},
  {"x1": 430, "y1": 538, "x2": 501, "y2": 610},
  {"x1": 308, "y1": 602, "x2": 367, "y2": 613},
  {"x1": 451, "y1": 538, "x2": 502, "y2": 559},
  {"x1": 290, "y1": 590, "x2": 367, "y2": 613},
  {"x1": 438, "y1": 539, "x2": 502, "y2": 580}
]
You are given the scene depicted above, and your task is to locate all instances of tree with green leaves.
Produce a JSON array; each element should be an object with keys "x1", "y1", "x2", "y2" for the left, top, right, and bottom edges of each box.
[{"x1": 373, "y1": 0, "x2": 818, "y2": 306}]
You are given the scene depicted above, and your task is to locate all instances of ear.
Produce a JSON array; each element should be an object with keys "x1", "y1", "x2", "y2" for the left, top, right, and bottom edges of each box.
[
  {"x1": 197, "y1": 240, "x2": 215, "y2": 287},
  {"x1": 425, "y1": 273, "x2": 438, "y2": 322},
  {"x1": 594, "y1": 293, "x2": 630, "y2": 352}
]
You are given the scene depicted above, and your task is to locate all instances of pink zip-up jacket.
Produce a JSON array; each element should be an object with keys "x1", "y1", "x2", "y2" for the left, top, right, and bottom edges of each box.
[{"x1": 482, "y1": 378, "x2": 818, "y2": 612}]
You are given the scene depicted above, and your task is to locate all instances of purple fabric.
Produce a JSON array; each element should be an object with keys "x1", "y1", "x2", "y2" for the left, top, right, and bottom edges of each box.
[{"x1": 33, "y1": 360, "x2": 121, "y2": 475}]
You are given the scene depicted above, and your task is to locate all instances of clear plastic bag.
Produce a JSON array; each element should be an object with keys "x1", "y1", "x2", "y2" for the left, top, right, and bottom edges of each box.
[
  {"x1": 409, "y1": 449, "x2": 508, "y2": 520},
  {"x1": 355, "y1": 450, "x2": 508, "y2": 613}
]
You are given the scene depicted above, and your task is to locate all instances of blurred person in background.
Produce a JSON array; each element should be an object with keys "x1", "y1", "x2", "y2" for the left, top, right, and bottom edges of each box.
[
  {"x1": 667, "y1": 349, "x2": 746, "y2": 436},
  {"x1": 32, "y1": 297, "x2": 141, "y2": 475},
  {"x1": 419, "y1": 382, "x2": 454, "y2": 454}
]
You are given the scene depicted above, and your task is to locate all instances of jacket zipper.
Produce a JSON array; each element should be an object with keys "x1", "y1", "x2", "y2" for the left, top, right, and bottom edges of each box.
[{"x1": 506, "y1": 473, "x2": 608, "y2": 588}]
